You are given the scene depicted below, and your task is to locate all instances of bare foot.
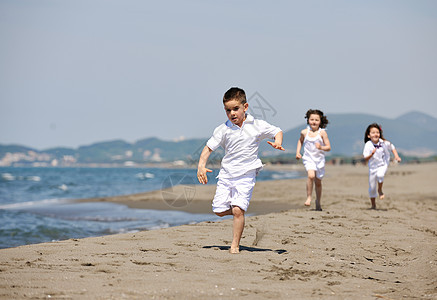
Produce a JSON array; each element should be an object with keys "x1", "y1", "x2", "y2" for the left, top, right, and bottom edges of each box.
[
  {"x1": 378, "y1": 184, "x2": 384, "y2": 199},
  {"x1": 378, "y1": 191, "x2": 385, "y2": 199},
  {"x1": 304, "y1": 197, "x2": 311, "y2": 206},
  {"x1": 229, "y1": 247, "x2": 240, "y2": 254}
]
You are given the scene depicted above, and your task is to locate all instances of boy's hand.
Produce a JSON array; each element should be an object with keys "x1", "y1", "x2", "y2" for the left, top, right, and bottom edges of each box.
[
  {"x1": 267, "y1": 141, "x2": 285, "y2": 151},
  {"x1": 197, "y1": 167, "x2": 212, "y2": 184}
]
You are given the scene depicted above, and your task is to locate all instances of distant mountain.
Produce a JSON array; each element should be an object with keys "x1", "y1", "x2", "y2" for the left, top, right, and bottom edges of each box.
[
  {"x1": 395, "y1": 111, "x2": 437, "y2": 132},
  {"x1": 0, "y1": 145, "x2": 35, "y2": 157},
  {"x1": 73, "y1": 137, "x2": 209, "y2": 164},
  {"x1": 0, "y1": 137, "x2": 209, "y2": 166},
  {"x1": 1, "y1": 111, "x2": 436, "y2": 166},
  {"x1": 43, "y1": 147, "x2": 77, "y2": 157}
]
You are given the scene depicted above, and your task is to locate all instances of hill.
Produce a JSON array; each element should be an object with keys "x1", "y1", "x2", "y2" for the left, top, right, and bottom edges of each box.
[{"x1": 1, "y1": 111, "x2": 436, "y2": 166}]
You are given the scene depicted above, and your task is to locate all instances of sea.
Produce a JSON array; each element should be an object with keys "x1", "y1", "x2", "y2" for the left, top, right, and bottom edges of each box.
[{"x1": 0, "y1": 166, "x2": 302, "y2": 249}]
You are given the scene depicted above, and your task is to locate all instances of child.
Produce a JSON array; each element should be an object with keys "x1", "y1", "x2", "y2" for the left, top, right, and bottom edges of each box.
[
  {"x1": 296, "y1": 109, "x2": 331, "y2": 211},
  {"x1": 197, "y1": 87, "x2": 285, "y2": 254},
  {"x1": 363, "y1": 123, "x2": 401, "y2": 209}
]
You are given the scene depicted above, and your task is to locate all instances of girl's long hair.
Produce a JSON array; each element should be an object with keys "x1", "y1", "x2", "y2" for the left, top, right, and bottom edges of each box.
[{"x1": 364, "y1": 123, "x2": 385, "y2": 143}]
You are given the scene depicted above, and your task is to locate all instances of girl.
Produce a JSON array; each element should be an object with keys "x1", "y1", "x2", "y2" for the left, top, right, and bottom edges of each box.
[
  {"x1": 363, "y1": 123, "x2": 401, "y2": 209},
  {"x1": 296, "y1": 109, "x2": 331, "y2": 211}
]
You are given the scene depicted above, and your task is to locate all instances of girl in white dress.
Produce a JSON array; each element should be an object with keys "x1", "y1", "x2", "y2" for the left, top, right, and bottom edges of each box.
[
  {"x1": 363, "y1": 123, "x2": 401, "y2": 209},
  {"x1": 296, "y1": 109, "x2": 331, "y2": 211}
]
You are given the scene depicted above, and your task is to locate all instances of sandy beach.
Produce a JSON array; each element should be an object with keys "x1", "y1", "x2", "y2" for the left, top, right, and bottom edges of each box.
[{"x1": 1, "y1": 162, "x2": 436, "y2": 299}]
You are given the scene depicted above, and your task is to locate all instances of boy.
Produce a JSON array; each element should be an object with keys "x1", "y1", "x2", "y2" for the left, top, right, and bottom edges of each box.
[{"x1": 197, "y1": 87, "x2": 284, "y2": 254}]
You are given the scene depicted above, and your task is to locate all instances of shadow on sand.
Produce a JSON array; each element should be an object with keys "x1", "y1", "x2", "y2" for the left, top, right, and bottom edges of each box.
[{"x1": 203, "y1": 245, "x2": 287, "y2": 254}]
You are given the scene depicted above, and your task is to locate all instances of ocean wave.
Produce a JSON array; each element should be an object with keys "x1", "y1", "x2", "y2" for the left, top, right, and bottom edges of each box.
[
  {"x1": 1, "y1": 173, "x2": 15, "y2": 181},
  {"x1": 27, "y1": 176, "x2": 41, "y2": 182},
  {"x1": 271, "y1": 171, "x2": 300, "y2": 180},
  {"x1": 0, "y1": 198, "x2": 70, "y2": 210},
  {"x1": 135, "y1": 172, "x2": 155, "y2": 180},
  {"x1": 58, "y1": 184, "x2": 68, "y2": 191},
  {"x1": 149, "y1": 223, "x2": 170, "y2": 230},
  {"x1": 0, "y1": 173, "x2": 41, "y2": 182},
  {"x1": 61, "y1": 216, "x2": 142, "y2": 222},
  {"x1": 102, "y1": 228, "x2": 141, "y2": 234}
]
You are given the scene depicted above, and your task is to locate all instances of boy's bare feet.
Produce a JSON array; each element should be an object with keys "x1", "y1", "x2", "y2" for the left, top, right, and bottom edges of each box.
[
  {"x1": 229, "y1": 247, "x2": 240, "y2": 254},
  {"x1": 304, "y1": 197, "x2": 311, "y2": 206}
]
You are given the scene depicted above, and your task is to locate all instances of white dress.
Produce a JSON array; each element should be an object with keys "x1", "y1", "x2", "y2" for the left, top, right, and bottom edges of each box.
[{"x1": 302, "y1": 127, "x2": 326, "y2": 179}]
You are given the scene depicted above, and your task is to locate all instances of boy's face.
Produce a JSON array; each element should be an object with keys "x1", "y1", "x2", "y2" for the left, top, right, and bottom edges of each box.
[
  {"x1": 308, "y1": 114, "x2": 321, "y2": 131},
  {"x1": 224, "y1": 99, "x2": 248, "y2": 127},
  {"x1": 368, "y1": 127, "x2": 381, "y2": 144}
]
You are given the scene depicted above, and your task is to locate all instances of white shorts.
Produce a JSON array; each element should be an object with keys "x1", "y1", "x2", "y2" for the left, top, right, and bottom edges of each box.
[
  {"x1": 303, "y1": 159, "x2": 325, "y2": 180},
  {"x1": 212, "y1": 171, "x2": 256, "y2": 213}
]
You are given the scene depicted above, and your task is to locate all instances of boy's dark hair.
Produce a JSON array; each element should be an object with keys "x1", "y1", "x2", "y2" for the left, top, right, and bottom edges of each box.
[
  {"x1": 364, "y1": 123, "x2": 385, "y2": 143},
  {"x1": 223, "y1": 87, "x2": 247, "y2": 104},
  {"x1": 305, "y1": 109, "x2": 329, "y2": 129}
]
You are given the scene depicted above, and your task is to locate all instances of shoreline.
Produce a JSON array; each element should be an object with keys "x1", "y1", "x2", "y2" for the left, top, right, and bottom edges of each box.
[
  {"x1": 75, "y1": 162, "x2": 436, "y2": 214},
  {"x1": 1, "y1": 162, "x2": 436, "y2": 299},
  {"x1": 75, "y1": 163, "x2": 307, "y2": 215},
  {"x1": 75, "y1": 180, "x2": 301, "y2": 215}
]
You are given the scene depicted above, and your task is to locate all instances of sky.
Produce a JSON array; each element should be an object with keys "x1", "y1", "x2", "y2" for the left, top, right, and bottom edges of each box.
[{"x1": 1, "y1": 0, "x2": 436, "y2": 150}]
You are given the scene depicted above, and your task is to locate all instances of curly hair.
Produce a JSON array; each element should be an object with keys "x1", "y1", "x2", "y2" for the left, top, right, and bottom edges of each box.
[{"x1": 305, "y1": 109, "x2": 329, "y2": 129}]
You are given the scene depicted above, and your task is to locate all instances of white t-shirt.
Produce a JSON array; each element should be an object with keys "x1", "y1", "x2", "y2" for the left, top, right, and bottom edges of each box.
[
  {"x1": 363, "y1": 139, "x2": 395, "y2": 169},
  {"x1": 206, "y1": 114, "x2": 282, "y2": 178}
]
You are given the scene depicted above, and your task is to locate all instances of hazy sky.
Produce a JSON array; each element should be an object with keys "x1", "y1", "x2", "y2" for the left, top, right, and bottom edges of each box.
[{"x1": 1, "y1": 0, "x2": 436, "y2": 149}]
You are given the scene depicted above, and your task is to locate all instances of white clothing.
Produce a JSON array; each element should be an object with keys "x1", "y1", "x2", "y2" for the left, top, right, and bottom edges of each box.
[
  {"x1": 302, "y1": 127, "x2": 326, "y2": 179},
  {"x1": 367, "y1": 164, "x2": 388, "y2": 198},
  {"x1": 206, "y1": 114, "x2": 282, "y2": 179},
  {"x1": 363, "y1": 139, "x2": 395, "y2": 169},
  {"x1": 363, "y1": 139, "x2": 396, "y2": 197},
  {"x1": 212, "y1": 170, "x2": 256, "y2": 213}
]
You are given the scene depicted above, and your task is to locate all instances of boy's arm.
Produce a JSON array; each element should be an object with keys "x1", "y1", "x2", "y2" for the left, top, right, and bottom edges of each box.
[
  {"x1": 296, "y1": 131, "x2": 305, "y2": 159},
  {"x1": 197, "y1": 146, "x2": 213, "y2": 184},
  {"x1": 267, "y1": 131, "x2": 285, "y2": 151}
]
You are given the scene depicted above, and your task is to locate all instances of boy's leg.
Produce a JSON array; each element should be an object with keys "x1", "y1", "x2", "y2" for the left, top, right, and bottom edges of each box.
[
  {"x1": 305, "y1": 170, "x2": 316, "y2": 206},
  {"x1": 228, "y1": 172, "x2": 255, "y2": 253},
  {"x1": 230, "y1": 206, "x2": 245, "y2": 253},
  {"x1": 315, "y1": 177, "x2": 322, "y2": 211},
  {"x1": 215, "y1": 209, "x2": 233, "y2": 217},
  {"x1": 212, "y1": 178, "x2": 232, "y2": 216}
]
